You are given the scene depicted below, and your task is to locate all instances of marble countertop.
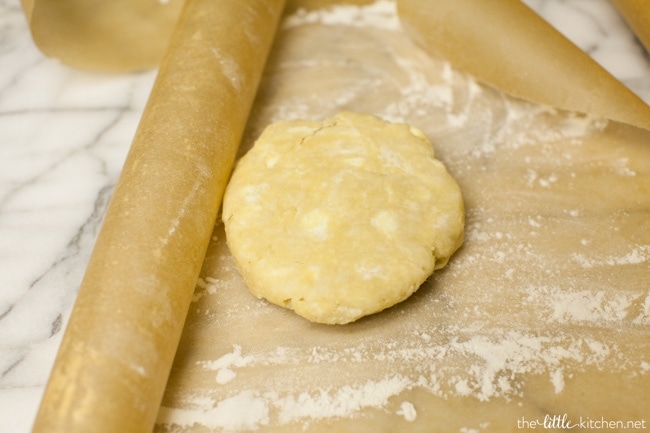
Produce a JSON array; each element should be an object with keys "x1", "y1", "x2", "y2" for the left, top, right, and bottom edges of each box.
[{"x1": 1, "y1": 0, "x2": 649, "y2": 432}]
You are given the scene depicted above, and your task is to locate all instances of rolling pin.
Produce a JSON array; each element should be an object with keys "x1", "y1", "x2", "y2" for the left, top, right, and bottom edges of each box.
[{"x1": 31, "y1": 0, "x2": 286, "y2": 432}]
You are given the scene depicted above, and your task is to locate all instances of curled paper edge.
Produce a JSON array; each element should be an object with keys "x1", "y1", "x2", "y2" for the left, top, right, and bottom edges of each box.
[
  {"x1": 20, "y1": 0, "x2": 185, "y2": 72},
  {"x1": 397, "y1": 0, "x2": 650, "y2": 130}
]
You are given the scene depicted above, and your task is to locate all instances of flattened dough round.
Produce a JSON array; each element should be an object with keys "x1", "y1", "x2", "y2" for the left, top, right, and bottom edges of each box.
[{"x1": 222, "y1": 112, "x2": 464, "y2": 324}]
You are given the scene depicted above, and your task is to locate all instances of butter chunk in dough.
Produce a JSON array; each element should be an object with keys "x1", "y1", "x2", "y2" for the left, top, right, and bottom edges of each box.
[{"x1": 222, "y1": 112, "x2": 464, "y2": 324}]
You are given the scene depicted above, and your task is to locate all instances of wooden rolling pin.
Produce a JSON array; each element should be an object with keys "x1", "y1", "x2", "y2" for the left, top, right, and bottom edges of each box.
[{"x1": 31, "y1": 0, "x2": 285, "y2": 432}]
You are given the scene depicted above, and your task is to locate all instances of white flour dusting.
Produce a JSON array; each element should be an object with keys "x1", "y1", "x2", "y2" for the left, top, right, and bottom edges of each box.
[
  {"x1": 283, "y1": 0, "x2": 400, "y2": 30},
  {"x1": 274, "y1": 376, "x2": 409, "y2": 423},
  {"x1": 158, "y1": 391, "x2": 270, "y2": 431},
  {"x1": 159, "y1": 320, "x2": 638, "y2": 429},
  {"x1": 550, "y1": 368, "x2": 565, "y2": 394},
  {"x1": 524, "y1": 285, "x2": 650, "y2": 325},
  {"x1": 396, "y1": 401, "x2": 417, "y2": 422},
  {"x1": 572, "y1": 245, "x2": 649, "y2": 268},
  {"x1": 198, "y1": 345, "x2": 255, "y2": 385}
]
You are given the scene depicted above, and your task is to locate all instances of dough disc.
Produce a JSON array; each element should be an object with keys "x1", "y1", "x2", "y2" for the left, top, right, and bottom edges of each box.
[{"x1": 222, "y1": 112, "x2": 464, "y2": 324}]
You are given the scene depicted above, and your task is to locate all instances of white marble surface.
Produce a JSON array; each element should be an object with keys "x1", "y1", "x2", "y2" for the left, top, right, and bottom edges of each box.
[{"x1": 0, "y1": 0, "x2": 648, "y2": 432}]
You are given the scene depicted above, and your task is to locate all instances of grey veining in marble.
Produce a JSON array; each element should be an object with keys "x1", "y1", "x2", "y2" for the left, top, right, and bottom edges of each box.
[{"x1": 0, "y1": 0, "x2": 648, "y2": 432}]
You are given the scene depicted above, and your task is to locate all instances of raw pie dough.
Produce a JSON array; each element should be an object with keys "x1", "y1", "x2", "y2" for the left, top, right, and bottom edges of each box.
[{"x1": 222, "y1": 112, "x2": 464, "y2": 324}]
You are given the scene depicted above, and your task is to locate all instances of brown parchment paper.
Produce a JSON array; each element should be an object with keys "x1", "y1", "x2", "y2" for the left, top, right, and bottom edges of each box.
[
  {"x1": 21, "y1": 0, "x2": 650, "y2": 121},
  {"x1": 18, "y1": 0, "x2": 375, "y2": 71},
  {"x1": 31, "y1": 1, "x2": 285, "y2": 433},
  {"x1": 397, "y1": 0, "x2": 650, "y2": 131},
  {"x1": 20, "y1": 0, "x2": 185, "y2": 71},
  {"x1": 154, "y1": 3, "x2": 650, "y2": 432},
  {"x1": 23, "y1": 0, "x2": 649, "y2": 432}
]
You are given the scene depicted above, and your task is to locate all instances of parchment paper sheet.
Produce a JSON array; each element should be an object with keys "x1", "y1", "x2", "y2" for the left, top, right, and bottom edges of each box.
[
  {"x1": 21, "y1": 0, "x2": 650, "y2": 130},
  {"x1": 21, "y1": 1, "x2": 649, "y2": 432},
  {"x1": 155, "y1": 3, "x2": 649, "y2": 432},
  {"x1": 20, "y1": 0, "x2": 185, "y2": 71},
  {"x1": 397, "y1": 0, "x2": 650, "y2": 130}
]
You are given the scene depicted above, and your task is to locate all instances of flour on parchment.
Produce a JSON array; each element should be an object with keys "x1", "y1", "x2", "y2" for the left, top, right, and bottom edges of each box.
[{"x1": 156, "y1": 0, "x2": 649, "y2": 431}]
